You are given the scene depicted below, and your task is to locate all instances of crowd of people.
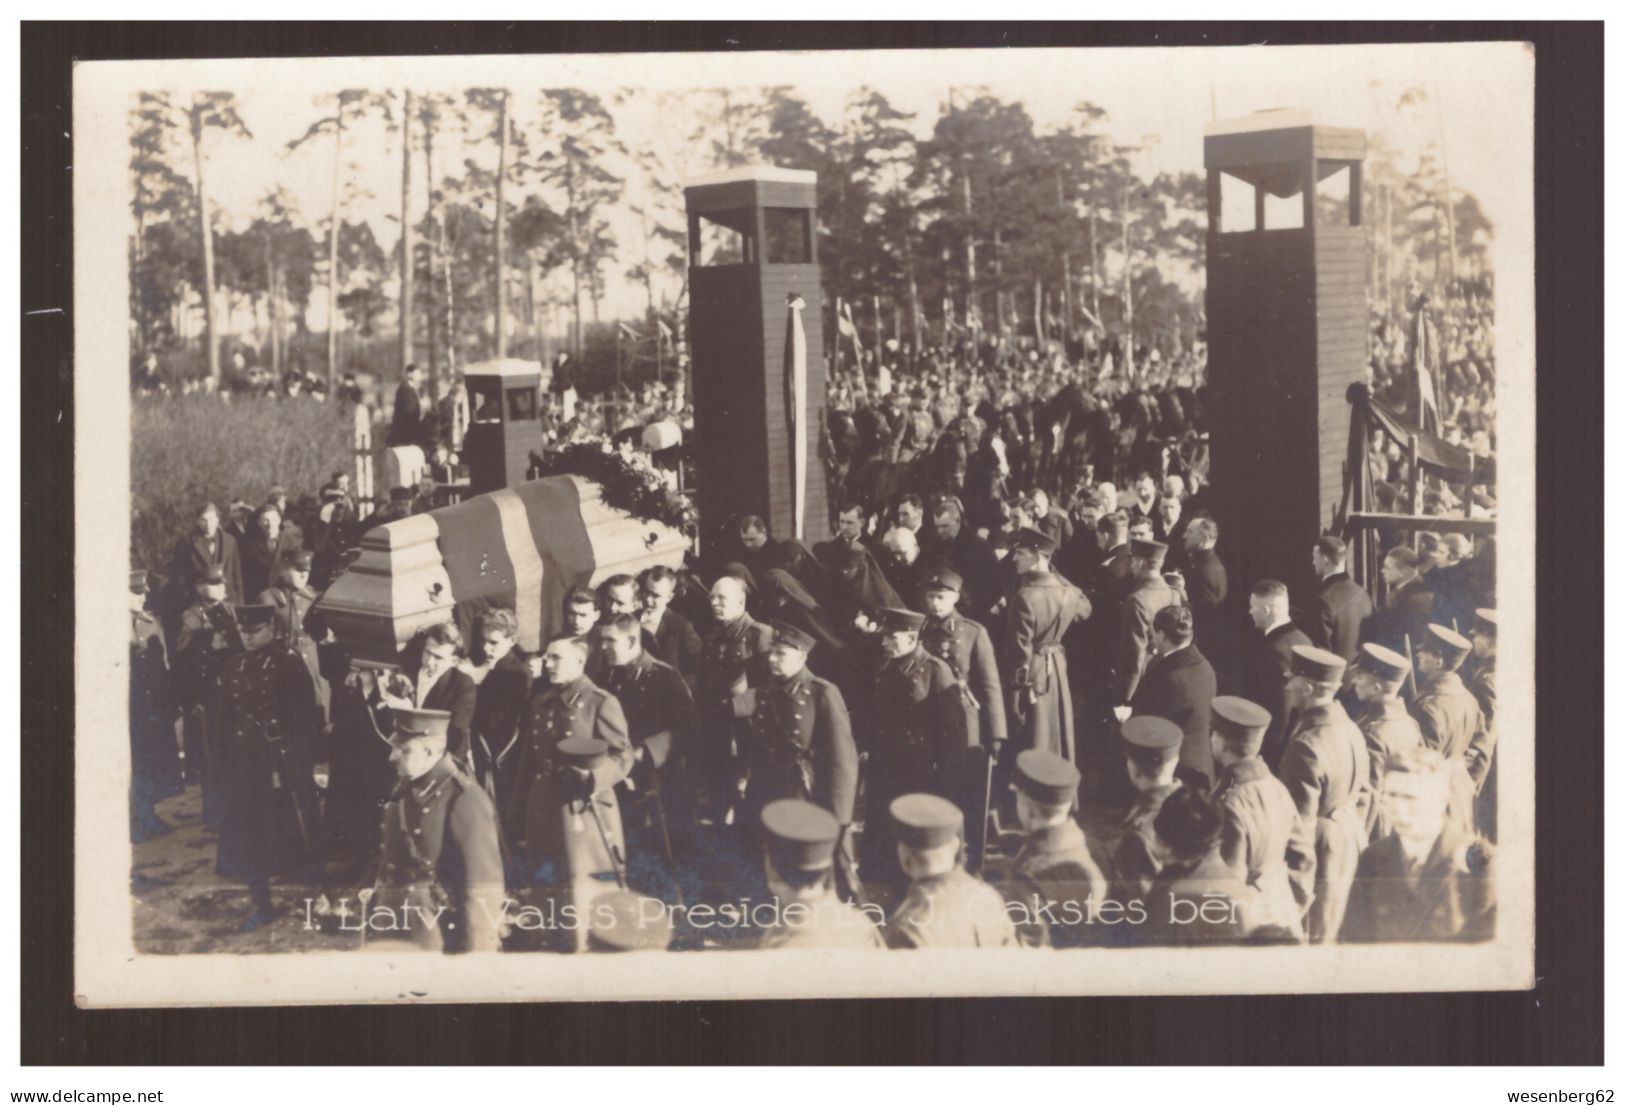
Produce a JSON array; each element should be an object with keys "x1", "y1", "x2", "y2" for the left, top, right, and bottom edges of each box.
[{"x1": 127, "y1": 288, "x2": 1501, "y2": 954}]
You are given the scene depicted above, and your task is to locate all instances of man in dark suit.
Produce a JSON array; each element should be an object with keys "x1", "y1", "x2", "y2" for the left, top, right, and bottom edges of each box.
[
  {"x1": 879, "y1": 525, "x2": 950, "y2": 613},
  {"x1": 465, "y1": 607, "x2": 532, "y2": 811},
  {"x1": 639, "y1": 564, "x2": 702, "y2": 683},
  {"x1": 386, "y1": 362, "x2": 434, "y2": 452},
  {"x1": 1240, "y1": 580, "x2": 1312, "y2": 769},
  {"x1": 928, "y1": 497, "x2": 1001, "y2": 624},
  {"x1": 1180, "y1": 517, "x2": 1229, "y2": 671},
  {"x1": 166, "y1": 500, "x2": 244, "y2": 618},
  {"x1": 1129, "y1": 604, "x2": 1218, "y2": 789},
  {"x1": 1361, "y1": 545, "x2": 1435, "y2": 654},
  {"x1": 376, "y1": 622, "x2": 478, "y2": 765},
  {"x1": 1309, "y1": 535, "x2": 1374, "y2": 663}
]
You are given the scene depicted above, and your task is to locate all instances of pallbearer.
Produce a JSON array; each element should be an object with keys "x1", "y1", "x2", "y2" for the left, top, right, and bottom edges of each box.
[
  {"x1": 693, "y1": 575, "x2": 774, "y2": 824},
  {"x1": 370, "y1": 708, "x2": 505, "y2": 952},
  {"x1": 756, "y1": 800, "x2": 884, "y2": 950},
  {"x1": 885, "y1": 794, "x2": 1016, "y2": 949}
]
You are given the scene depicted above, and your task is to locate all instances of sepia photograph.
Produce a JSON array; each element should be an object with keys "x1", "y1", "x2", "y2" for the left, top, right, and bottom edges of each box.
[{"x1": 70, "y1": 36, "x2": 1536, "y2": 1006}]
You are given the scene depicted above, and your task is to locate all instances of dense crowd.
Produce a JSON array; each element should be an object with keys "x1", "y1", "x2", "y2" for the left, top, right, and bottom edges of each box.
[{"x1": 127, "y1": 292, "x2": 1501, "y2": 954}]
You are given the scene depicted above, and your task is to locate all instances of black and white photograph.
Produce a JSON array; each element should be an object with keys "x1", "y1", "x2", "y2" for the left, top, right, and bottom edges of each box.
[{"x1": 69, "y1": 37, "x2": 1536, "y2": 1006}]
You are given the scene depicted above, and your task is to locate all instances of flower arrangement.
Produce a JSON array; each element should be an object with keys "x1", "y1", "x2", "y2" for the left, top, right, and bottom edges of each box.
[{"x1": 530, "y1": 438, "x2": 697, "y2": 532}]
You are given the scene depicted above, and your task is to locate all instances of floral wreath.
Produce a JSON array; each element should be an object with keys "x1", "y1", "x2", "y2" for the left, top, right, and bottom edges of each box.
[{"x1": 530, "y1": 439, "x2": 697, "y2": 533}]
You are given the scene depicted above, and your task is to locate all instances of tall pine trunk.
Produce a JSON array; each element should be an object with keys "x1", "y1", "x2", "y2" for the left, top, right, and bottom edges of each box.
[
  {"x1": 188, "y1": 108, "x2": 221, "y2": 388},
  {"x1": 494, "y1": 90, "x2": 509, "y2": 359},
  {"x1": 399, "y1": 90, "x2": 415, "y2": 374},
  {"x1": 327, "y1": 105, "x2": 345, "y2": 391}
]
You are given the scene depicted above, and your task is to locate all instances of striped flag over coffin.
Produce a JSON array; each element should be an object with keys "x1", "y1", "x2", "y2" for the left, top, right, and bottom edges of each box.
[{"x1": 315, "y1": 475, "x2": 689, "y2": 665}]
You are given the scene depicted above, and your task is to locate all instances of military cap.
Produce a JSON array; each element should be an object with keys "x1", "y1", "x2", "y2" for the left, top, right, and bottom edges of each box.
[
  {"x1": 233, "y1": 602, "x2": 276, "y2": 630},
  {"x1": 269, "y1": 484, "x2": 288, "y2": 498},
  {"x1": 557, "y1": 736, "x2": 610, "y2": 767},
  {"x1": 761, "y1": 799, "x2": 841, "y2": 872},
  {"x1": 1289, "y1": 644, "x2": 1346, "y2": 683},
  {"x1": 1472, "y1": 608, "x2": 1498, "y2": 636},
  {"x1": 1210, "y1": 696, "x2": 1272, "y2": 748},
  {"x1": 389, "y1": 486, "x2": 414, "y2": 503},
  {"x1": 320, "y1": 486, "x2": 344, "y2": 502},
  {"x1": 1014, "y1": 749, "x2": 1080, "y2": 806},
  {"x1": 767, "y1": 620, "x2": 817, "y2": 654},
  {"x1": 1121, "y1": 715, "x2": 1183, "y2": 751},
  {"x1": 129, "y1": 569, "x2": 149, "y2": 594},
  {"x1": 1008, "y1": 527, "x2": 1058, "y2": 555},
  {"x1": 922, "y1": 567, "x2": 964, "y2": 593},
  {"x1": 876, "y1": 607, "x2": 926, "y2": 634},
  {"x1": 890, "y1": 793, "x2": 965, "y2": 849},
  {"x1": 1356, "y1": 643, "x2": 1411, "y2": 683},
  {"x1": 1131, "y1": 537, "x2": 1169, "y2": 564},
  {"x1": 1420, "y1": 623, "x2": 1472, "y2": 665},
  {"x1": 288, "y1": 550, "x2": 314, "y2": 571},
  {"x1": 586, "y1": 889, "x2": 672, "y2": 952},
  {"x1": 389, "y1": 707, "x2": 452, "y2": 743},
  {"x1": 199, "y1": 564, "x2": 226, "y2": 585}
]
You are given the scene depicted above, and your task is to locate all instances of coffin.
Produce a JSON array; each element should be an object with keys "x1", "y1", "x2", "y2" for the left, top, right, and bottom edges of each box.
[{"x1": 315, "y1": 474, "x2": 689, "y2": 665}]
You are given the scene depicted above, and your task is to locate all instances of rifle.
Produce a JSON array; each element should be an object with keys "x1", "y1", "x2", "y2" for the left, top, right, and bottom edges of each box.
[
  {"x1": 581, "y1": 790, "x2": 628, "y2": 889},
  {"x1": 262, "y1": 723, "x2": 314, "y2": 858},
  {"x1": 1403, "y1": 633, "x2": 1419, "y2": 697}
]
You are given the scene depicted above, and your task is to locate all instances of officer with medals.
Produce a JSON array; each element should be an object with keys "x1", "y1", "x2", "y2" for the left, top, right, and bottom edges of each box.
[
  {"x1": 693, "y1": 575, "x2": 774, "y2": 825},
  {"x1": 732, "y1": 621, "x2": 859, "y2": 891},
  {"x1": 997, "y1": 750, "x2": 1108, "y2": 948},
  {"x1": 369, "y1": 707, "x2": 505, "y2": 952},
  {"x1": 860, "y1": 607, "x2": 968, "y2": 893},
  {"x1": 256, "y1": 549, "x2": 331, "y2": 726},
  {"x1": 755, "y1": 799, "x2": 885, "y2": 950},
  {"x1": 919, "y1": 568, "x2": 1006, "y2": 865},
  {"x1": 1209, "y1": 695, "x2": 1308, "y2": 941},
  {"x1": 212, "y1": 602, "x2": 323, "y2": 931},
  {"x1": 1348, "y1": 644, "x2": 1423, "y2": 840},
  {"x1": 175, "y1": 563, "x2": 243, "y2": 819},
  {"x1": 1277, "y1": 645, "x2": 1372, "y2": 943},
  {"x1": 507, "y1": 634, "x2": 633, "y2": 951},
  {"x1": 129, "y1": 569, "x2": 181, "y2": 840},
  {"x1": 886, "y1": 793, "x2": 1017, "y2": 949}
]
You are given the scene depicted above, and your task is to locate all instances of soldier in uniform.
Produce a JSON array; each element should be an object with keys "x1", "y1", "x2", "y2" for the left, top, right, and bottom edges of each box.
[
  {"x1": 1143, "y1": 787, "x2": 1258, "y2": 945},
  {"x1": 368, "y1": 707, "x2": 506, "y2": 952},
  {"x1": 257, "y1": 549, "x2": 330, "y2": 725},
  {"x1": 175, "y1": 564, "x2": 243, "y2": 818},
  {"x1": 599, "y1": 613, "x2": 697, "y2": 900},
  {"x1": 731, "y1": 621, "x2": 859, "y2": 893},
  {"x1": 1348, "y1": 644, "x2": 1423, "y2": 840},
  {"x1": 920, "y1": 568, "x2": 1006, "y2": 868},
  {"x1": 586, "y1": 888, "x2": 675, "y2": 952},
  {"x1": 998, "y1": 750, "x2": 1108, "y2": 948},
  {"x1": 692, "y1": 575, "x2": 774, "y2": 825},
  {"x1": 129, "y1": 569, "x2": 181, "y2": 840},
  {"x1": 1005, "y1": 528, "x2": 1091, "y2": 763},
  {"x1": 886, "y1": 793, "x2": 1017, "y2": 949},
  {"x1": 507, "y1": 634, "x2": 633, "y2": 951},
  {"x1": 1209, "y1": 696, "x2": 1307, "y2": 941},
  {"x1": 755, "y1": 799, "x2": 885, "y2": 950},
  {"x1": 1466, "y1": 609, "x2": 1498, "y2": 841},
  {"x1": 860, "y1": 608, "x2": 969, "y2": 890},
  {"x1": 212, "y1": 603, "x2": 323, "y2": 931},
  {"x1": 1342, "y1": 748, "x2": 1496, "y2": 943},
  {"x1": 1102, "y1": 715, "x2": 1185, "y2": 904},
  {"x1": 1411, "y1": 623, "x2": 1492, "y2": 838},
  {"x1": 1277, "y1": 645, "x2": 1372, "y2": 944}
]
